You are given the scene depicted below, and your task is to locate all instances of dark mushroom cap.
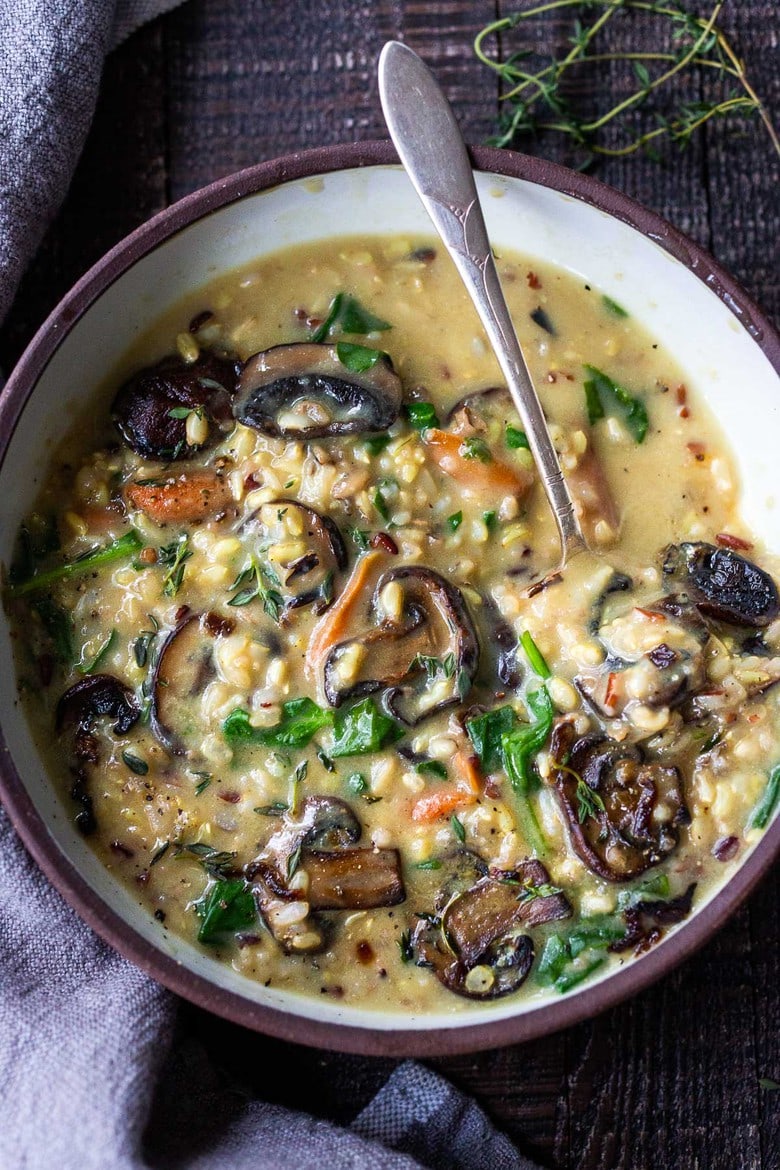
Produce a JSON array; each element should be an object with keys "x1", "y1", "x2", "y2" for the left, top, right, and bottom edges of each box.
[
  {"x1": 551, "y1": 723, "x2": 688, "y2": 882},
  {"x1": 112, "y1": 351, "x2": 240, "y2": 460},
  {"x1": 323, "y1": 565, "x2": 479, "y2": 724},
  {"x1": 663, "y1": 542, "x2": 780, "y2": 628},
  {"x1": 234, "y1": 343, "x2": 402, "y2": 438},
  {"x1": 247, "y1": 499, "x2": 347, "y2": 616},
  {"x1": 56, "y1": 674, "x2": 139, "y2": 736},
  {"x1": 150, "y1": 615, "x2": 218, "y2": 754},
  {"x1": 445, "y1": 386, "x2": 512, "y2": 433}
]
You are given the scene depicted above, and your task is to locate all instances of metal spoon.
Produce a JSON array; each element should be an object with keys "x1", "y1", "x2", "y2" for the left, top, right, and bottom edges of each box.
[{"x1": 378, "y1": 40, "x2": 588, "y2": 567}]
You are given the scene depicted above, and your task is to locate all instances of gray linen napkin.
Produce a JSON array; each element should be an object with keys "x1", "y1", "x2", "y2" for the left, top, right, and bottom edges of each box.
[{"x1": 0, "y1": 3, "x2": 540, "y2": 1167}]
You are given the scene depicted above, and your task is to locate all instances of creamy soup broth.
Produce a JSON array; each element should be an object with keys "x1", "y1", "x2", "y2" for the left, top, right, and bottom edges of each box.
[{"x1": 8, "y1": 235, "x2": 780, "y2": 1011}]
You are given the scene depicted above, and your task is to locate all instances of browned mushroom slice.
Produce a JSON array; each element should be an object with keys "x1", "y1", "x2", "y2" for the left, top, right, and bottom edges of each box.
[
  {"x1": 247, "y1": 499, "x2": 347, "y2": 615},
  {"x1": 412, "y1": 915, "x2": 535, "y2": 1001},
  {"x1": 305, "y1": 848, "x2": 405, "y2": 910},
  {"x1": 234, "y1": 343, "x2": 402, "y2": 438},
  {"x1": 322, "y1": 566, "x2": 479, "y2": 724},
  {"x1": 56, "y1": 675, "x2": 140, "y2": 835},
  {"x1": 567, "y1": 446, "x2": 620, "y2": 544},
  {"x1": 151, "y1": 614, "x2": 219, "y2": 754},
  {"x1": 445, "y1": 385, "x2": 511, "y2": 435},
  {"x1": 662, "y1": 541, "x2": 780, "y2": 627},
  {"x1": 247, "y1": 860, "x2": 326, "y2": 955},
  {"x1": 550, "y1": 723, "x2": 688, "y2": 882},
  {"x1": 611, "y1": 881, "x2": 696, "y2": 955},
  {"x1": 113, "y1": 351, "x2": 240, "y2": 460}
]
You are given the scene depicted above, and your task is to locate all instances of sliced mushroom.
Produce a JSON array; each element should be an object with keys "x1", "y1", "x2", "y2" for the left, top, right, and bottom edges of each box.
[
  {"x1": 412, "y1": 858, "x2": 569, "y2": 1000},
  {"x1": 577, "y1": 596, "x2": 708, "y2": 721},
  {"x1": 322, "y1": 566, "x2": 479, "y2": 724},
  {"x1": 246, "y1": 797, "x2": 404, "y2": 954},
  {"x1": 662, "y1": 542, "x2": 780, "y2": 627},
  {"x1": 550, "y1": 723, "x2": 688, "y2": 882},
  {"x1": 56, "y1": 674, "x2": 139, "y2": 737},
  {"x1": 56, "y1": 675, "x2": 140, "y2": 836},
  {"x1": 567, "y1": 446, "x2": 621, "y2": 544},
  {"x1": 151, "y1": 614, "x2": 218, "y2": 754},
  {"x1": 610, "y1": 882, "x2": 696, "y2": 955},
  {"x1": 305, "y1": 848, "x2": 404, "y2": 909},
  {"x1": 113, "y1": 351, "x2": 240, "y2": 460},
  {"x1": 472, "y1": 592, "x2": 520, "y2": 690},
  {"x1": 234, "y1": 343, "x2": 402, "y2": 438},
  {"x1": 246, "y1": 499, "x2": 347, "y2": 615}
]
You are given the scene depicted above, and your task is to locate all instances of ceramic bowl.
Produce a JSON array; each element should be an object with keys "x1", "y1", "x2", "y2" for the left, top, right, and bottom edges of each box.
[{"x1": 1, "y1": 142, "x2": 778, "y2": 1055}]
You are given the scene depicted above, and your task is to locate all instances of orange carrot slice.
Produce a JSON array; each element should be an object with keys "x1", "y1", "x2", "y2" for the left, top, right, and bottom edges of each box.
[
  {"x1": 125, "y1": 472, "x2": 231, "y2": 525},
  {"x1": 306, "y1": 551, "x2": 383, "y2": 681},
  {"x1": 411, "y1": 786, "x2": 477, "y2": 824},
  {"x1": 423, "y1": 428, "x2": 533, "y2": 499}
]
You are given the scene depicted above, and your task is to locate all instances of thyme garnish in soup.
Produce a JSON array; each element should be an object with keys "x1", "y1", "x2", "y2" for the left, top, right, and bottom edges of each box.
[{"x1": 7, "y1": 236, "x2": 780, "y2": 1009}]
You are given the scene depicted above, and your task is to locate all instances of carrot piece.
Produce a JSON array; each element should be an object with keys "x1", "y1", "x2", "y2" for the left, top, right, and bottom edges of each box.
[
  {"x1": 453, "y1": 748, "x2": 482, "y2": 795},
  {"x1": 125, "y1": 472, "x2": 230, "y2": 524},
  {"x1": 411, "y1": 787, "x2": 477, "y2": 824},
  {"x1": 306, "y1": 551, "x2": 383, "y2": 680},
  {"x1": 423, "y1": 428, "x2": 533, "y2": 499}
]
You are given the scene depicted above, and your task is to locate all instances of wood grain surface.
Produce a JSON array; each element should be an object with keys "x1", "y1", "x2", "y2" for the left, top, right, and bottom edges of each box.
[{"x1": 2, "y1": 3, "x2": 778, "y2": 1166}]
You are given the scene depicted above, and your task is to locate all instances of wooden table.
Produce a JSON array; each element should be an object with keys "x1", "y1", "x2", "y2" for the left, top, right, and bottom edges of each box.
[{"x1": 2, "y1": 3, "x2": 777, "y2": 1167}]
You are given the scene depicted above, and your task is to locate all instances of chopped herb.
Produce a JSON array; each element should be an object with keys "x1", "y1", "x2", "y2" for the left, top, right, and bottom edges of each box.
[
  {"x1": 398, "y1": 929, "x2": 413, "y2": 964},
  {"x1": 415, "y1": 760, "x2": 448, "y2": 780},
  {"x1": 748, "y1": 763, "x2": 780, "y2": 830},
  {"x1": 506, "y1": 425, "x2": 529, "y2": 450},
  {"x1": 530, "y1": 306, "x2": 556, "y2": 335},
  {"x1": 538, "y1": 916, "x2": 626, "y2": 993},
  {"x1": 283, "y1": 478, "x2": 296, "y2": 490},
  {"x1": 150, "y1": 841, "x2": 170, "y2": 866},
  {"x1": 411, "y1": 652, "x2": 456, "y2": 682},
  {"x1": 9, "y1": 529, "x2": 143, "y2": 598},
  {"x1": 583, "y1": 365, "x2": 648, "y2": 443},
  {"x1": 520, "y1": 630, "x2": 551, "y2": 679},
  {"x1": 122, "y1": 750, "x2": 149, "y2": 776},
  {"x1": 167, "y1": 405, "x2": 202, "y2": 419},
  {"x1": 222, "y1": 698, "x2": 332, "y2": 750},
  {"x1": 158, "y1": 534, "x2": 192, "y2": 598},
  {"x1": 416, "y1": 858, "x2": 443, "y2": 870},
  {"x1": 460, "y1": 436, "x2": 492, "y2": 463},
  {"x1": 330, "y1": 697, "x2": 404, "y2": 758},
  {"x1": 602, "y1": 295, "x2": 629, "y2": 319},
  {"x1": 347, "y1": 527, "x2": 371, "y2": 551},
  {"x1": 194, "y1": 776, "x2": 212, "y2": 796},
  {"x1": 227, "y1": 556, "x2": 284, "y2": 620},
  {"x1": 194, "y1": 878, "x2": 256, "y2": 944},
  {"x1": 456, "y1": 668, "x2": 471, "y2": 701},
  {"x1": 174, "y1": 842, "x2": 237, "y2": 880},
  {"x1": 576, "y1": 779, "x2": 606, "y2": 823},
  {"x1": 616, "y1": 872, "x2": 671, "y2": 910},
  {"x1": 447, "y1": 511, "x2": 463, "y2": 532},
  {"x1": 289, "y1": 759, "x2": 308, "y2": 814},
  {"x1": 336, "y1": 342, "x2": 385, "y2": 373},
  {"x1": 78, "y1": 629, "x2": 117, "y2": 675},
  {"x1": 364, "y1": 434, "x2": 391, "y2": 456},
  {"x1": 451, "y1": 814, "x2": 466, "y2": 843},
  {"x1": 519, "y1": 880, "x2": 563, "y2": 900},
  {"x1": 286, "y1": 843, "x2": 303, "y2": 881},
  {"x1": 32, "y1": 597, "x2": 73, "y2": 665},
  {"x1": 317, "y1": 749, "x2": 336, "y2": 773},
  {"x1": 404, "y1": 401, "x2": 440, "y2": 431},
  {"x1": 311, "y1": 292, "x2": 391, "y2": 343},
  {"x1": 483, "y1": 509, "x2": 497, "y2": 532},
  {"x1": 133, "y1": 624, "x2": 158, "y2": 669},
  {"x1": 759, "y1": 1078, "x2": 780, "y2": 1091},
  {"x1": 254, "y1": 802, "x2": 289, "y2": 816},
  {"x1": 373, "y1": 487, "x2": 390, "y2": 521},
  {"x1": 347, "y1": 772, "x2": 369, "y2": 795}
]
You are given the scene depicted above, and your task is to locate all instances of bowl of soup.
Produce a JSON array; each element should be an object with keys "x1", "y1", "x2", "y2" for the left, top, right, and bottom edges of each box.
[{"x1": 1, "y1": 142, "x2": 779, "y2": 1055}]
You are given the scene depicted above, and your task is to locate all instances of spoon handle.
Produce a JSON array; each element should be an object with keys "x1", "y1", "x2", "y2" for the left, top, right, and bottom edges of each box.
[{"x1": 378, "y1": 40, "x2": 586, "y2": 562}]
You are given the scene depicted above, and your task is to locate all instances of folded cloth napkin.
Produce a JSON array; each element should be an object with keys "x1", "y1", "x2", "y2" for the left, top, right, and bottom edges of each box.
[{"x1": 0, "y1": 3, "x2": 540, "y2": 1167}]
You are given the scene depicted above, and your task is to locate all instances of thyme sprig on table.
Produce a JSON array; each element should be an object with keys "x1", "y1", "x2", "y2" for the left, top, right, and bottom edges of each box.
[{"x1": 474, "y1": 0, "x2": 779, "y2": 163}]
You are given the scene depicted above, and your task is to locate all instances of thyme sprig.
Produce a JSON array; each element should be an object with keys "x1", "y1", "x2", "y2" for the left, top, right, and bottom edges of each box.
[{"x1": 474, "y1": 1, "x2": 779, "y2": 163}]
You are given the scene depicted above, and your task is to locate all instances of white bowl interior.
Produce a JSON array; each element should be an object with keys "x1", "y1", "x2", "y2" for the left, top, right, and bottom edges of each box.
[{"x1": 1, "y1": 164, "x2": 778, "y2": 1033}]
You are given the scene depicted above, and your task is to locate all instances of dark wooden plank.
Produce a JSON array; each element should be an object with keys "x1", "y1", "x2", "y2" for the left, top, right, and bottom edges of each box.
[
  {"x1": 0, "y1": 21, "x2": 168, "y2": 371},
  {"x1": 162, "y1": 0, "x2": 498, "y2": 199}
]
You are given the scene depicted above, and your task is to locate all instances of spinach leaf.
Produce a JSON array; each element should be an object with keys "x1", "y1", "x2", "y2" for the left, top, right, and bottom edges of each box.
[
  {"x1": 404, "y1": 401, "x2": 440, "y2": 431},
  {"x1": 583, "y1": 365, "x2": 648, "y2": 443},
  {"x1": 10, "y1": 530, "x2": 143, "y2": 598},
  {"x1": 336, "y1": 342, "x2": 385, "y2": 373},
  {"x1": 329, "y1": 697, "x2": 404, "y2": 758},
  {"x1": 32, "y1": 597, "x2": 73, "y2": 665},
  {"x1": 311, "y1": 293, "x2": 391, "y2": 342},
  {"x1": 195, "y1": 879, "x2": 256, "y2": 944},
  {"x1": 748, "y1": 763, "x2": 780, "y2": 830},
  {"x1": 222, "y1": 698, "x2": 332, "y2": 749},
  {"x1": 466, "y1": 704, "x2": 518, "y2": 772}
]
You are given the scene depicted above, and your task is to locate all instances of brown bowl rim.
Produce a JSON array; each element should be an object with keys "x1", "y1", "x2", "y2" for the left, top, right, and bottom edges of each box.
[{"x1": 0, "y1": 140, "x2": 778, "y2": 1057}]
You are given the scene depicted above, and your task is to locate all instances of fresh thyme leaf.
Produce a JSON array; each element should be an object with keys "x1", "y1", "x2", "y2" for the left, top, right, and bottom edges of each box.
[
  {"x1": 576, "y1": 778, "x2": 606, "y2": 823},
  {"x1": 168, "y1": 405, "x2": 200, "y2": 419},
  {"x1": 460, "y1": 436, "x2": 492, "y2": 463},
  {"x1": 226, "y1": 555, "x2": 284, "y2": 620},
  {"x1": 398, "y1": 929, "x2": 413, "y2": 963},
  {"x1": 373, "y1": 487, "x2": 390, "y2": 521},
  {"x1": 174, "y1": 842, "x2": 237, "y2": 880},
  {"x1": 159, "y1": 534, "x2": 192, "y2": 597},
  {"x1": 451, "y1": 814, "x2": 466, "y2": 843},
  {"x1": 520, "y1": 630, "x2": 551, "y2": 679},
  {"x1": 347, "y1": 527, "x2": 371, "y2": 551},
  {"x1": 287, "y1": 843, "x2": 303, "y2": 881},
  {"x1": 194, "y1": 776, "x2": 212, "y2": 796},
  {"x1": 122, "y1": 750, "x2": 148, "y2": 776},
  {"x1": 78, "y1": 629, "x2": 117, "y2": 675},
  {"x1": 759, "y1": 1078, "x2": 780, "y2": 1092},
  {"x1": 150, "y1": 841, "x2": 169, "y2": 866}
]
